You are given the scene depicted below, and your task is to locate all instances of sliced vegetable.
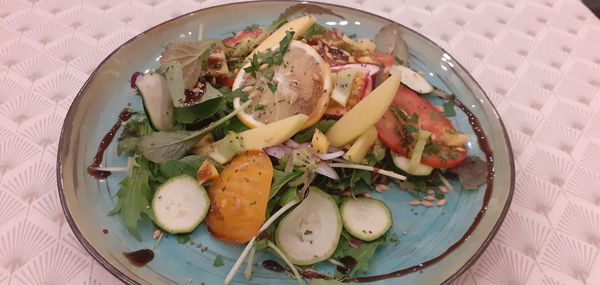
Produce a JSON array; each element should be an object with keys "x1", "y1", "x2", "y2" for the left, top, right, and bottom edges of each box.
[
  {"x1": 205, "y1": 132, "x2": 245, "y2": 164},
  {"x1": 375, "y1": 86, "x2": 466, "y2": 169},
  {"x1": 275, "y1": 187, "x2": 342, "y2": 265},
  {"x1": 310, "y1": 129, "x2": 329, "y2": 154},
  {"x1": 134, "y1": 72, "x2": 174, "y2": 131},
  {"x1": 343, "y1": 126, "x2": 378, "y2": 163},
  {"x1": 391, "y1": 152, "x2": 433, "y2": 176},
  {"x1": 249, "y1": 15, "x2": 316, "y2": 58},
  {"x1": 389, "y1": 65, "x2": 433, "y2": 94},
  {"x1": 240, "y1": 114, "x2": 308, "y2": 150},
  {"x1": 330, "y1": 69, "x2": 358, "y2": 107},
  {"x1": 409, "y1": 130, "x2": 431, "y2": 171},
  {"x1": 206, "y1": 151, "x2": 273, "y2": 244},
  {"x1": 340, "y1": 198, "x2": 392, "y2": 241},
  {"x1": 326, "y1": 74, "x2": 401, "y2": 147},
  {"x1": 152, "y1": 175, "x2": 210, "y2": 234},
  {"x1": 330, "y1": 64, "x2": 381, "y2": 76}
]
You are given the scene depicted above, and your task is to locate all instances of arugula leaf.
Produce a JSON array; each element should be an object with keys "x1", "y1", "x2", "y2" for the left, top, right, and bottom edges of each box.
[
  {"x1": 160, "y1": 40, "x2": 224, "y2": 89},
  {"x1": 442, "y1": 101, "x2": 456, "y2": 117},
  {"x1": 270, "y1": 169, "x2": 303, "y2": 199},
  {"x1": 108, "y1": 156, "x2": 154, "y2": 240},
  {"x1": 138, "y1": 99, "x2": 252, "y2": 163},
  {"x1": 278, "y1": 188, "x2": 299, "y2": 207},
  {"x1": 333, "y1": 231, "x2": 389, "y2": 278},
  {"x1": 117, "y1": 137, "x2": 139, "y2": 156},
  {"x1": 158, "y1": 155, "x2": 204, "y2": 179},
  {"x1": 213, "y1": 255, "x2": 224, "y2": 267},
  {"x1": 293, "y1": 119, "x2": 336, "y2": 143}
]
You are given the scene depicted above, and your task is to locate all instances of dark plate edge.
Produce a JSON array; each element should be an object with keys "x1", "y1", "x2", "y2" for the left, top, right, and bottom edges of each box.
[{"x1": 55, "y1": 1, "x2": 516, "y2": 284}]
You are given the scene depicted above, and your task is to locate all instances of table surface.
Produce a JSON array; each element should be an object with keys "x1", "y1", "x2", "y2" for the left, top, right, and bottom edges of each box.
[{"x1": 1, "y1": 0, "x2": 600, "y2": 284}]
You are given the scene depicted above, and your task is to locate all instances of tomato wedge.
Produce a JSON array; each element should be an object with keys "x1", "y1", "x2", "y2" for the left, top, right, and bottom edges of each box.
[
  {"x1": 375, "y1": 86, "x2": 466, "y2": 169},
  {"x1": 222, "y1": 29, "x2": 263, "y2": 47}
]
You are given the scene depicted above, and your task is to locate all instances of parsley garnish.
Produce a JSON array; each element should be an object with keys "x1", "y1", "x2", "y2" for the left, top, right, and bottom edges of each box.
[
  {"x1": 267, "y1": 82, "x2": 278, "y2": 93},
  {"x1": 243, "y1": 23, "x2": 260, "y2": 31},
  {"x1": 304, "y1": 230, "x2": 313, "y2": 235},
  {"x1": 254, "y1": 103, "x2": 266, "y2": 111},
  {"x1": 176, "y1": 235, "x2": 190, "y2": 244},
  {"x1": 213, "y1": 255, "x2": 224, "y2": 267},
  {"x1": 443, "y1": 101, "x2": 456, "y2": 117}
]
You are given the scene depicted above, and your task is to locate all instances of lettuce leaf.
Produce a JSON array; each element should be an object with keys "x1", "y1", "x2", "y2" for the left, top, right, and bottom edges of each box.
[{"x1": 108, "y1": 156, "x2": 154, "y2": 240}]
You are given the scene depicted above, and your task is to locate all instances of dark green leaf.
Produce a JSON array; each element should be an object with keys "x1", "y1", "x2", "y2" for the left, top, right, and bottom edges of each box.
[
  {"x1": 138, "y1": 131, "x2": 199, "y2": 164},
  {"x1": 212, "y1": 117, "x2": 249, "y2": 140},
  {"x1": 263, "y1": 69, "x2": 274, "y2": 81},
  {"x1": 333, "y1": 231, "x2": 389, "y2": 278},
  {"x1": 304, "y1": 230, "x2": 313, "y2": 235},
  {"x1": 158, "y1": 155, "x2": 204, "y2": 179},
  {"x1": 278, "y1": 188, "x2": 298, "y2": 207},
  {"x1": 109, "y1": 157, "x2": 154, "y2": 240},
  {"x1": 451, "y1": 156, "x2": 487, "y2": 190},
  {"x1": 213, "y1": 255, "x2": 224, "y2": 267},
  {"x1": 267, "y1": 82, "x2": 277, "y2": 93},
  {"x1": 443, "y1": 101, "x2": 456, "y2": 117},
  {"x1": 270, "y1": 169, "x2": 303, "y2": 199},
  {"x1": 174, "y1": 98, "x2": 224, "y2": 124},
  {"x1": 117, "y1": 137, "x2": 139, "y2": 156}
]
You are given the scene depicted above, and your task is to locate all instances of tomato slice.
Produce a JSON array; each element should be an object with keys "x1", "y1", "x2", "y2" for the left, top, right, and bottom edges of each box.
[
  {"x1": 375, "y1": 86, "x2": 466, "y2": 169},
  {"x1": 371, "y1": 52, "x2": 396, "y2": 70},
  {"x1": 222, "y1": 29, "x2": 263, "y2": 47}
]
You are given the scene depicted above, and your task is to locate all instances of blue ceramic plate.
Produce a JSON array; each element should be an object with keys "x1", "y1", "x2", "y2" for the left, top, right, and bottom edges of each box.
[{"x1": 58, "y1": 2, "x2": 514, "y2": 284}]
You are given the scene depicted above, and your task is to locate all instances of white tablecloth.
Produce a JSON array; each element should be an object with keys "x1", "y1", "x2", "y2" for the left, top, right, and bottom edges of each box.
[{"x1": 1, "y1": 0, "x2": 599, "y2": 284}]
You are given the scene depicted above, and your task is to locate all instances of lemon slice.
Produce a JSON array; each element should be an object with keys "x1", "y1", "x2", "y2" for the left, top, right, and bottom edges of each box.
[{"x1": 233, "y1": 40, "x2": 332, "y2": 129}]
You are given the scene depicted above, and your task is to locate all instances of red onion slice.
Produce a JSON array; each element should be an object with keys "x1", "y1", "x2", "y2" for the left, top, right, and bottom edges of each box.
[
  {"x1": 316, "y1": 150, "x2": 345, "y2": 161},
  {"x1": 264, "y1": 146, "x2": 292, "y2": 159},
  {"x1": 316, "y1": 162, "x2": 339, "y2": 180}
]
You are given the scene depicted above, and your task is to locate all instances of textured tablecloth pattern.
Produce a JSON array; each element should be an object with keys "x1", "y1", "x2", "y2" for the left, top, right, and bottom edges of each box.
[{"x1": 0, "y1": 0, "x2": 599, "y2": 284}]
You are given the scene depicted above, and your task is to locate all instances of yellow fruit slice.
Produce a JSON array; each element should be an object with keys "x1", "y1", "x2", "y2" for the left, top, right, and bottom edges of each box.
[
  {"x1": 248, "y1": 15, "x2": 316, "y2": 59},
  {"x1": 233, "y1": 40, "x2": 332, "y2": 129}
]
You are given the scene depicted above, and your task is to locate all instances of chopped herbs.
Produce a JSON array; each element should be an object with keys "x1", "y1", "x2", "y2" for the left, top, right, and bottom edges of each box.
[
  {"x1": 176, "y1": 235, "x2": 191, "y2": 244},
  {"x1": 304, "y1": 230, "x2": 313, "y2": 235},
  {"x1": 213, "y1": 255, "x2": 224, "y2": 267},
  {"x1": 443, "y1": 101, "x2": 456, "y2": 117},
  {"x1": 267, "y1": 81, "x2": 278, "y2": 93},
  {"x1": 243, "y1": 23, "x2": 260, "y2": 31}
]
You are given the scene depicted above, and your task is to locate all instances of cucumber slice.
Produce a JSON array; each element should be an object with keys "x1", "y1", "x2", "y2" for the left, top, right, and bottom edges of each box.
[
  {"x1": 135, "y1": 72, "x2": 175, "y2": 131},
  {"x1": 391, "y1": 152, "x2": 433, "y2": 176},
  {"x1": 389, "y1": 65, "x2": 434, "y2": 94},
  {"x1": 152, "y1": 175, "x2": 210, "y2": 234},
  {"x1": 340, "y1": 198, "x2": 392, "y2": 241},
  {"x1": 275, "y1": 187, "x2": 342, "y2": 265}
]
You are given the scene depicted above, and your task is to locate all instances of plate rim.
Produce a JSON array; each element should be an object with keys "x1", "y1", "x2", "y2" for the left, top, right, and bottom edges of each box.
[{"x1": 56, "y1": 1, "x2": 515, "y2": 284}]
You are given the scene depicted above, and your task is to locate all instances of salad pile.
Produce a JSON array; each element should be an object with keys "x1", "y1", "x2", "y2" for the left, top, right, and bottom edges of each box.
[{"x1": 92, "y1": 4, "x2": 488, "y2": 284}]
